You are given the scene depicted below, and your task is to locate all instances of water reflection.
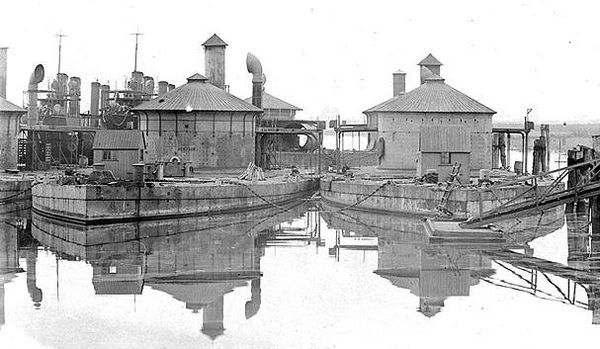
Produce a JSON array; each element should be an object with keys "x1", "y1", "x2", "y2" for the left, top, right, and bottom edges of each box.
[
  {"x1": 30, "y1": 203, "x2": 308, "y2": 341},
  {"x1": 0, "y1": 211, "x2": 28, "y2": 330},
  {"x1": 4, "y1": 197, "x2": 600, "y2": 347},
  {"x1": 321, "y1": 203, "x2": 570, "y2": 318}
]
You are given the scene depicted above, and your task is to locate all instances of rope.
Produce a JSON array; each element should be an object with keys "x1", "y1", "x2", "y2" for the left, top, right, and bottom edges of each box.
[
  {"x1": 326, "y1": 180, "x2": 390, "y2": 213},
  {"x1": 223, "y1": 180, "x2": 315, "y2": 214}
]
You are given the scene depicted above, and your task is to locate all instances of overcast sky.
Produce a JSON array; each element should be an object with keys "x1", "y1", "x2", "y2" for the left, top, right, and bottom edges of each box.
[{"x1": 1, "y1": 0, "x2": 599, "y2": 123}]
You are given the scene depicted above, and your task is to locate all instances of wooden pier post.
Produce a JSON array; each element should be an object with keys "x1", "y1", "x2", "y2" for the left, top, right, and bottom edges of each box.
[
  {"x1": 532, "y1": 137, "x2": 546, "y2": 174},
  {"x1": 506, "y1": 133, "x2": 511, "y2": 170},
  {"x1": 541, "y1": 124, "x2": 550, "y2": 171},
  {"x1": 591, "y1": 135, "x2": 600, "y2": 237},
  {"x1": 492, "y1": 133, "x2": 500, "y2": 168}
]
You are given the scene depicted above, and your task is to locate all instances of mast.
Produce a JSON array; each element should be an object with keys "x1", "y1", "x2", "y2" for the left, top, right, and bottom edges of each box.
[
  {"x1": 130, "y1": 31, "x2": 143, "y2": 72},
  {"x1": 55, "y1": 32, "x2": 67, "y2": 74}
]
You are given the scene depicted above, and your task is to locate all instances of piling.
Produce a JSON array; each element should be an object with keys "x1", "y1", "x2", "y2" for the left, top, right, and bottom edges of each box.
[
  {"x1": 533, "y1": 137, "x2": 546, "y2": 174},
  {"x1": 541, "y1": 124, "x2": 550, "y2": 171},
  {"x1": 492, "y1": 133, "x2": 500, "y2": 168},
  {"x1": 592, "y1": 135, "x2": 600, "y2": 237}
]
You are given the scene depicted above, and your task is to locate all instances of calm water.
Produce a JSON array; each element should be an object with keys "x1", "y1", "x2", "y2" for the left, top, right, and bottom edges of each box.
[{"x1": 0, "y1": 200, "x2": 598, "y2": 348}]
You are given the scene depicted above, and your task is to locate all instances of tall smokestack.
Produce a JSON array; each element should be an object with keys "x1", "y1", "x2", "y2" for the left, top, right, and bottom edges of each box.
[
  {"x1": 158, "y1": 81, "x2": 168, "y2": 96},
  {"x1": 52, "y1": 73, "x2": 68, "y2": 95},
  {"x1": 100, "y1": 84, "x2": 110, "y2": 111},
  {"x1": 418, "y1": 53, "x2": 442, "y2": 85},
  {"x1": 0, "y1": 47, "x2": 7, "y2": 99},
  {"x1": 27, "y1": 64, "x2": 45, "y2": 128},
  {"x1": 392, "y1": 69, "x2": 406, "y2": 96},
  {"x1": 90, "y1": 82, "x2": 100, "y2": 116},
  {"x1": 202, "y1": 34, "x2": 227, "y2": 90},
  {"x1": 129, "y1": 71, "x2": 144, "y2": 92},
  {"x1": 68, "y1": 76, "x2": 81, "y2": 117},
  {"x1": 143, "y1": 76, "x2": 154, "y2": 97},
  {"x1": 246, "y1": 53, "x2": 264, "y2": 109}
]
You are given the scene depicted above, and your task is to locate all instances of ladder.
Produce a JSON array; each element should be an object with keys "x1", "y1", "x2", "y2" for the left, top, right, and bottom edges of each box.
[{"x1": 436, "y1": 163, "x2": 462, "y2": 216}]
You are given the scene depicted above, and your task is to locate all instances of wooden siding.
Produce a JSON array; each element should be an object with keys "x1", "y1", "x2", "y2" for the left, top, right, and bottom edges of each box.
[
  {"x1": 93, "y1": 149, "x2": 141, "y2": 179},
  {"x1": 419, "y1": 125, "x2": 471, "y2": 152}
]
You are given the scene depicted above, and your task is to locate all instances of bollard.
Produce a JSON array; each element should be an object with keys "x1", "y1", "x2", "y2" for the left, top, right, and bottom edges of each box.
[
  {"x1": 479, "y1": 169, "x2": 491, "y2": 181},
  {"x1": 514, "y1": 161, "x2": 523, "y2": 175},
  {"x1": 184, "y1": 162, "x2": 192, "y2": 177}
]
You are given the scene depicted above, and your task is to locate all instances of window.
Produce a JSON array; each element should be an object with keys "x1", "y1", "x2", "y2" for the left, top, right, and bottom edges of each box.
[
  {"x1": 139, "y1": 150, "x2": 144, "y2": 161},
  {"x1": 102, "y1": 150, "x2": 113, "y2": 161},
  {"x1": 440, "y1": 152, "x2": 451, "y2": 165}
]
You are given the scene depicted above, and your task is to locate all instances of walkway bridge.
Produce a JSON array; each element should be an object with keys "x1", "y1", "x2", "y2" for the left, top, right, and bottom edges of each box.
[{"x1": 460, "y1": 159, "x2": 600, "y2": 228}]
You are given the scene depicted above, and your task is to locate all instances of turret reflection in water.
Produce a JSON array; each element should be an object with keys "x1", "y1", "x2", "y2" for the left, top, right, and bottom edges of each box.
[
  {"x1": 321, "y1": 206, "x2": 495, "y2": 317},
  {"x1": 321, "y1": 203, "x2": 569, "y2": 318},
  {"x1": 31, "y1": 203, "x2": 308, "y2": 340}
]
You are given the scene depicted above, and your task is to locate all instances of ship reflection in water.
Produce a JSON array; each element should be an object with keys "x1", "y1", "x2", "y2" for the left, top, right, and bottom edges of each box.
[{"x1": 1, "y1": 201, "x2": 600, "y2": 348}]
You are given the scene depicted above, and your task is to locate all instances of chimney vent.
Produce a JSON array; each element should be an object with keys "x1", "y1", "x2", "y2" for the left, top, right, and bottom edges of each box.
[
  {"x1": 202, "y1": 34, "x2": 227, "y2": 90},
  {"x1": 392, "y1": 69, "x2": 406, "y2": 96},
  {"x1": 418, "y1": 53, "x2": 442, "y2": 84}
]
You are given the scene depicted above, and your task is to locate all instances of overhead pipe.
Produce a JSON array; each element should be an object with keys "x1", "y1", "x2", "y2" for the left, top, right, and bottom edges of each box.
[
  {"x1": 246, "y1": 53, "x2": 264, "y2": 109},
  {"x1": 27, "y1": 64, "x2": 45, "y2": 128}
]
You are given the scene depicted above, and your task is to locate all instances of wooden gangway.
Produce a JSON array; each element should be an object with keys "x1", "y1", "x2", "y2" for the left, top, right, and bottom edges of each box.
[
  {"x1": 485, "y1": 249, "x2": 600, "y2": 285},
  {"x1": 460, "y1": 159, "x2": 600, "y2": 228}
]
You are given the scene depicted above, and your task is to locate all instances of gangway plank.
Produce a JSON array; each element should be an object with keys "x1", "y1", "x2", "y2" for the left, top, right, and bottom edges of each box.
[{"x1": 460, "y1": 159, "x2": 600, "y2": 228}]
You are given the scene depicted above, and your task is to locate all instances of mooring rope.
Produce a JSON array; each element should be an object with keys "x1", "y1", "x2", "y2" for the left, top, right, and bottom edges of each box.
[
  {"x1": 223, "y1": 179, "x2": 316, "y2": 214},
  {"x1": 327, "y1": 180, "x2": 390, "y2": 213}
]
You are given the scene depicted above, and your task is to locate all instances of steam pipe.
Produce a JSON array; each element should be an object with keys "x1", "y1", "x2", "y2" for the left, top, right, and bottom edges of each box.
[
  {"x1": 27, "y1": 64, "x2": 45, "y2": 128},
  {"x1": 246, "y1": 53, "x2": 264, "y2": 109}
]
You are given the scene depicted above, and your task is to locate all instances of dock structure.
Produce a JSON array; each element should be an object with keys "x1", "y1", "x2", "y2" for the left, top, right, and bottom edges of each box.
[{"x1": 460, "y1": 158, "x2": 600, "y2": 228}]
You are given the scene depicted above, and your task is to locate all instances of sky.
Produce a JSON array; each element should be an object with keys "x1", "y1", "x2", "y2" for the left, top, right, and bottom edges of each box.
[{"x1": 1, "y1": 0, "x2": 599, "y2": 123}]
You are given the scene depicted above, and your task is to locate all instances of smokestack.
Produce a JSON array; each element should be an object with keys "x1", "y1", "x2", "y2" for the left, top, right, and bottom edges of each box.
[
  {"x1": 202, "y1": 34, "x2": 227, "y2": 90},
  {"x1": 90, "y1": 82, "x2": 100, "y2": 116},
  {"x1": 392, "y1": 69, "x2": 406, "y2": 96},
  {"x1": 246, "y1": 53, "x2": 264, "y2": 109},
  {"x1": 418, "y1": 53, "x2": 442, "y2": 85},
  {"x1": 158, "y1": 81, "x2": 168, "y2": 96},
  {"x1": 168, "y1": 84, "x2": 175, "y2": 92},
  {"x1": 52, "y1": 73, "x2": 69, "y2": 94},
  {"x1": 27, "y1": 64, "x2": 45, "y2": 128},
  {"x1": 143, "y1": 76, "x2": 154, "y2": 96},
  {"x1": 100, "y1": 84, "x2": 110, "y2": 111},
  {"x1": 0, "y1": 47, "x2": 7, "y2": 99},
  {"x1": 129, "y1": 71, "x2": 144, "y2": 92},
  {"x1": 68, "y1": 76, "x2": 81, "y2": 117}
]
